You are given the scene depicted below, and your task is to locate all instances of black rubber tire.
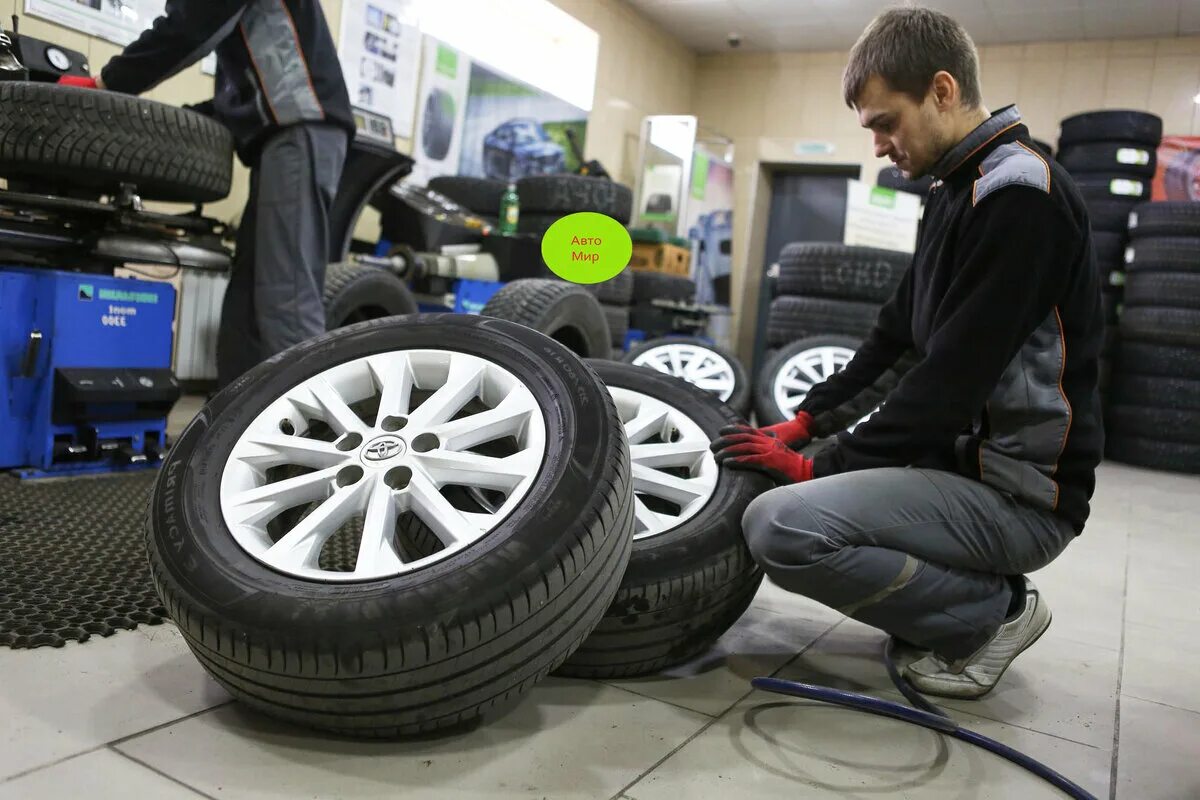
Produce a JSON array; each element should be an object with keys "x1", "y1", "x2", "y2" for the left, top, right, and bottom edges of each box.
[
  {"x1": 1087, "y1": 198, "x2": 1140, "y2": 234},
  {"x1": 1120, "y1": 306, "x2": 1200, "y2": 348},
  {"x1": 557, "y1": 360, "x2": 769, "y2": 678},
  {"x1": 1059, "y1": 110, "x2": 1163, "y2": 148},
  {"x1": 754, "y1": 335, "x2": 861, "y2": 425},
  {"x1": 427, "y1": 176, "x2": 507, "y2": 215},
  {"x1": 1115, "y1": 340, "x2": 1200, "y2": 380},
  {"x1": 1102, "y1": 291, "x2": 1121, "y2": 326},
  {"x1": 777, "y1": 243, "x2": 910, "y2": 302},
  {"x1": 322, "y1": 262, "x2": 418, "y2": 330},
  {"x1": 622, "y1": 336, "x2": 751, "y2": 416},
  {"x1": 1125, "y1": 273, "x2": 1200, "y2": 309},
  {"x1": 517, "y1": 213, "x2": 563, "y2": 236},
  {"x1": 515, "y1": 176, "x2": 634, "y2": 224},
  {"x1": 1108, "y1": 405, "x2": 1200, "y2": 445},
  {"x1": 420, "y1": 89, "x2": 455, "y2": 161},
  {"x1": 1074, "y1": 174, "x2": 1150, "y2": 202},
  {"x1": 876, "y1": 165, "x2": 934, "y2": 198},
  {"x1": 585, "y1": 267, "x2": 634, "y2": 305},
  {"x1": 481, "y1": 279, "x2": 612, "y2": 360},
  {"x1": 603, "y1": 304, "x2": 630, "y2": 348},
  {"x1": 1059, "y1": 142, "x2": 1158, "y2": 177},
  {"x1": 1106, "y1": 435, "x2": 1200, "y2": 473},
  {"x1": 767, "y1": 296, "x2": 880, "y2": 346},
  {"x1": 1109, "y1": 373, "x2": 1200, "y2": 410},
  {"x1": 1092, "y1": 232, "x2": 1127, "y2": 271},
  {"x1": 631, "y1": 272, "x2": 696, "y2": 303},
  {"x1": 145, "y1": 314, "x2": 634, "y2": 737},
  {"x1": 1128, "y1": 202, "x2": 1200, "y2": 239},
  {"x1": 0, "y1": 82, "x2": 233, "y2": 203},
  {"x1": 1125, "y1": 237, "x2": 1200, "y2": 273}
]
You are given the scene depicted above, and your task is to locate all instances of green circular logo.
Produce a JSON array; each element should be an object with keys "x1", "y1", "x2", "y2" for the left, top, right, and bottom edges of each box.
[{"x1": 540, "y1": 212, "x2": 632, "y2": 285}]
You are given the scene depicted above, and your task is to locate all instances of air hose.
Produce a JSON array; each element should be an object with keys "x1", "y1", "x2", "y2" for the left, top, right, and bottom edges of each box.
[{"x1": 751, "y1": 638, "x2": 1098, "y2": 800}]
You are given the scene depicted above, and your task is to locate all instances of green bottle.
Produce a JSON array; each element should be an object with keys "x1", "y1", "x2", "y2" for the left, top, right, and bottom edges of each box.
[{"x1": 499, "y1": 182, "x2": 519, "y2": 235}]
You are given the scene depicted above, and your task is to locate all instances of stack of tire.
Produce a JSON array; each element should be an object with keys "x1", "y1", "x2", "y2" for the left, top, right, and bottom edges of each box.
[
  {"x1": 145, "y1": 314, "x2": 769, "y2": 737},
  {"x1": 1056, "y1": 110, "x2": 1163, "y2": 391},
  {"x1": 1107, "y1": 201, "x2": 1200, "y2": 473},
  {"x1": 513, "y1": 174, "x2": 634, "y2": 237}
]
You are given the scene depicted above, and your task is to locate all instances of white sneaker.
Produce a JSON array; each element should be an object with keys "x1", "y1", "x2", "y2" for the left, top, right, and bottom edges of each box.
[{"x1": 904, "y1": 577, "x2": 1051, "y2": 699}]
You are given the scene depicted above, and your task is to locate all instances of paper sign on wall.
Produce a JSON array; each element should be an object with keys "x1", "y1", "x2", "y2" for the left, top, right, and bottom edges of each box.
[
  {"x1": 25, "y1": 0, "x2": 165, "y2": 46},
  {"x1": 337, "y1": 0, "x2": 422, "y2": 138},
  {"x1": 843, "y1": 179, "x2": 921, "y2": 253}
]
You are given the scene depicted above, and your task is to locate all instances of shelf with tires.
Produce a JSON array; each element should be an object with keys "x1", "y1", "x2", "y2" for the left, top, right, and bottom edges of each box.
[
  {"x1": 1107, "y1": 201, "x2": 1200, "y2": 473},
  {"x1": 1055, "y1": 109, "x2": 1163, "y2": 393},
  {"x1": 755, "y1": 243, "x2": 910, "y2": 426},
  {"x1": 147, "y1": 314, "x2": 770, "y2": 736}
]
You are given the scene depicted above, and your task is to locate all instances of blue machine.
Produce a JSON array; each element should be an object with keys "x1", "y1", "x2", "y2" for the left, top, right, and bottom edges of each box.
[{"x1": 0, "y1": 267, "x2": 179, "y2": 478}]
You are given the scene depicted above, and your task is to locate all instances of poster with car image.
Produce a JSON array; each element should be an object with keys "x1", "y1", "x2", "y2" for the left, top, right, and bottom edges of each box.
[
  {"x1": 337, "y1": 0, "x2": 421, "y2": 137},
  {"x1": 411, "y1": 37, "x2": 587, "y2": 186}
]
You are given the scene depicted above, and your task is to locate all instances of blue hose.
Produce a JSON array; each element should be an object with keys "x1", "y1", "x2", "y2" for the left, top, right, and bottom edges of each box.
[{"x1": 751, "y1": 639, "x2": 1098, "y2": 800}]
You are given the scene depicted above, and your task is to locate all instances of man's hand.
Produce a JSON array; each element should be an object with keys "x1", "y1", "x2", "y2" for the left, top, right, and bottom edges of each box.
[
  {"x1": 711, "y1": 430, "x2": 814, "y2": 485},
  {"x1": 717, "y1": 410, "x2": 815, "y2": 449},
  {"x1": 58, "y1": 75, "x2": 100, "y2": 89}
]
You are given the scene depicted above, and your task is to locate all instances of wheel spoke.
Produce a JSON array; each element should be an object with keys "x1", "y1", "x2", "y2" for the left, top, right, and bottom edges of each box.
[
  {"x1": 692, "y1": 376, "x2": 736, "y2": 392},
  {"x1": 796, "y1": 361, "x2": 826, "y2": 385},
  {"x1": 369, "y1": 353, "x2": 415, "y2": 427},
  {"x1": 623, "y1": 405, "x2": 670, "y2": 444},
  {"x1": 688, "y1": 361, "x2": 727, "y2": 380},
  {"x1": 633, "y1": 496, "x2": 669, "y2": 534},
  {"x1": 630, "y1": 440, "x2": 708, "y2": 469},
  {"x1": 436, "y1": 391, "x2": 535, "y2": 452},
  {"x1": 406, "y1": 472, "x2": 491, "y2": 548},
  {"x1": 308, "y1": 378, "x2": 369, "y2": 436},
  {"x1": 406, "y1": 357, "x2": 484, "y2": 429},
  {"x1": 821, "y1": 349, "x2": 837, "y2": 381},
  {"x1": 355, "y1": 480, "x2": 404, "y2": 575},
  {"x1": 782, "y1": 376, "x2": 813, "y2": 392},
  {"x1": 414, "y1": 448, "x2": 538, "y2": 492},
  {"x1": 263, "y1": 482, "x2": 366, "y2": 573},
  {"x1": 631, "y1": 462, "x2": 709, "y2": 506},
  {"x1": 238, "y1": 435, "x2": 346, "y2": 471},
  {"x1": 640, "y1": 355, "x2": 673, "y2": 375},
  {"x1": 668, "y1": 347, "x2": 685, "y2": 377},
  {"x1": 226, "y1": 466, "x2": 342, "y2": 526}
]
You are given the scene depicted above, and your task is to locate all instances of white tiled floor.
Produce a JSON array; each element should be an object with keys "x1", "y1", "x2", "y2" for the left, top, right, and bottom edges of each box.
[{"x1": 2, "y1": 462, "x2": 1197, "y2": 799}]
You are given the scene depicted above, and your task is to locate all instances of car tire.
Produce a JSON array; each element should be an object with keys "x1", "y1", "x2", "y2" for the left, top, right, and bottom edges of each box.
[
  {"x1": 1128, "y1": 201, "x2": 1200, "y2": 239},
  {"x1": 516, "y1": 212, "x2": 563, "y2": 236},
  {"x1": 1109, "y1": 372, "x2": 1200, "y2": 410},
  {"x1": 1106, "y1": 435, "x2": 1200, "y2": 473},
  {"x1": 1058, "y1": 110, "x2": 1163, "y2": 148},
  {"x1": 631, "y1": 272, "x2": 696, "y2": 304},
  {"x1": 557, "y1": 360, "x2": 769, "y2": 678},
  {"x1": 1125, "y1": 273, "x2": 1200, "y2": 309},
  {"x1": 1115, "y1": 340, "x2": 1200, "y2": 380},
  {"x1": 322, "y1": 262, "x2": 418, "y2": 330},
  {"x1": 481, "y1": 278, "x2": 612, "y2": 360},
  {"x1": 754, "y1": 335, "x2": 860, "y2": 426},
  {"x1": 603, "y1": 304, "x2": 630, "y2": 348},
  {"x1": 427, "y1": 176, "x2": 507, "y2": 215},
  {"x1": 1120, "y1": 307, "x2": 1200, "y2": 348},
  {"x1": 1125, "y1": 237, "x2": 1200, "y2": 273},
  {"x1": 0, "y1": 83, "x2": 233, "y2": 203},
  {"x1": 766, "y1": 296, "x2": 880, "y2": 346},
  {"x1": 146, "y1": 314, "x2": 635, "y2": 736},
  {"x1": 421, "y1": 89, "x2": 455, "y2": 161},
  {"x1": 582, "y1": 267, "x2": 634, "y2": 306},
  {"x1": 516, "y1": 175, "x2": 634, "y2": 224},
  {"x1": 1086, "y1": 198, "x2": 1141, "y2": 234},
  {"x1": 1108, "y1": 405, "x2": 1200, "y2": 445},
  {"x1": 1074, "y1": 174, "x2": 1150, "y2": 202},
  {"x1": 1092, "y1": 231, "x2": 1126, "y2": 268},
  {"x1": 1058, "y1": 141, "x2": 1158, "y2": 177},
  {"x1": 623, "y1": 336, "x2": 751, "y2": 416},
  {"x1": 777, "y1": 243, "x2": 910, "y2": 303}
]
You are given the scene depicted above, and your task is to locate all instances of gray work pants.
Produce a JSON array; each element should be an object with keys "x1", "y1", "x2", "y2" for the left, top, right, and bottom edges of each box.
[
  {"x1": 217, "y1": 123, "x2": 348, "y2": 388},
  {"x1": 742, "y1": 467, "x2": 1076, "y2": 659}
]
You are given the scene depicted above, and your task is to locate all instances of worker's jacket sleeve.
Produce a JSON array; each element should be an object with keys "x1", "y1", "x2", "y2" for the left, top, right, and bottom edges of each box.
[
  {"x1": 795, "y1": 266, "x2": 915, "y2": 436},
  {"x1": 811, "y1": 186, "x2": 1078, "y2": 476},
  {"x1": 100, "y1": 0, "x2": 252, "y2": 95}
]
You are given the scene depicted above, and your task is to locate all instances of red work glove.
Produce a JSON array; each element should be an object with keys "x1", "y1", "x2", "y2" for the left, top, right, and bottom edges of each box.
[
  {"x1": 57, "y1": 75, "x2": 98, "y2": 89},
  {"x1": 711, "y1": 430, "x2": 814, "y2": 485},
  {"x1": 718, "y1": 410, "x2": 815, "y2": 449}
]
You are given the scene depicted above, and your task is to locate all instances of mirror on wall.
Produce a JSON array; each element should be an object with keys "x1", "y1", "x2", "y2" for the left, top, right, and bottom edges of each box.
[{"x1": 633, "y1": 115, "x2": 697, "y2": 237}]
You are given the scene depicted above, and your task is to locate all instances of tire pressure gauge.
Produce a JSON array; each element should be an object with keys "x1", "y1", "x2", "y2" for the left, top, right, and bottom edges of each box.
[{"x1": 45, "y1": 46, "x2": 71, "y2": 72}]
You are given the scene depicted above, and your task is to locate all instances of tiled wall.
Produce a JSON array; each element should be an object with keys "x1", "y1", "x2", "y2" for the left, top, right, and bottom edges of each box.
[{"x1": 691, "y1": 37, "x2": 1200, "y2": 358}]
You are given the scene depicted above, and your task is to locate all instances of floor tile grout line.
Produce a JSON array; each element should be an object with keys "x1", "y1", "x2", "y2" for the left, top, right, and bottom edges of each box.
[
  {"x1": 1119, "y1": 692, "x2": 1200, "y2": 717},
  {"x1": 0, "y1": 745, "x2": 111, "y2": 785},
  {"x1": 1109, "y1": 523, "x2": 1132, "y2": 800},
  {"x1": 606, "y1": 619, "x2": 849, "y2": 800},
  {"x1": 592, "y1": 680, "x2": 718, "y2": 719},
  {"x1": 107, "y1": 746, "x2": 219, "y2": 800},
  {"x1": 107, "y1": 700, "x2": 237, "y2": 749}
]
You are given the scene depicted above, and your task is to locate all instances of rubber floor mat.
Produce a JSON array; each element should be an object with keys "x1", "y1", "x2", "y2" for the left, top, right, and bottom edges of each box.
[{"x1": 0, "y1": 471, "x2": 167, "y2": 649}]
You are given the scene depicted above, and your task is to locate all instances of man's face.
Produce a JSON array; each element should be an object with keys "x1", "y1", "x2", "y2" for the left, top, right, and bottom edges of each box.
[{"x1": 855, "y1": 75, "x2": 950, "y2": 179}]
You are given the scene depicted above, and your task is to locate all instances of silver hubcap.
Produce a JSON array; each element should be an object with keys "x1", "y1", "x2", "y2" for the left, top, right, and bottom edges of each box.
[
  {"x1": 631, "y1": 343, "x2": 737, "y2": 403},
  {"x1": 610, "y1": 386, "x2": 719, "y2": 540},
  {"x1": 220, "y1": 350, "x2": 547, "y2": 582},
  {"x1": 773, "y1": 345, "x2": 876, "y2": 431}
]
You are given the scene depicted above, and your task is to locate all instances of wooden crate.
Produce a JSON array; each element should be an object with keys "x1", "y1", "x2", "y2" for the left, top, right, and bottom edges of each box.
[{"x1": 629, "y1": 242, "x2": 691, "y2": 276}]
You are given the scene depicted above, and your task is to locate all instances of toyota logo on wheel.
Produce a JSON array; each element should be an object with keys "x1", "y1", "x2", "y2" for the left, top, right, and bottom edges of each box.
[{"x1": 362, "y1": 436, "x2": 405, "y2": 462}]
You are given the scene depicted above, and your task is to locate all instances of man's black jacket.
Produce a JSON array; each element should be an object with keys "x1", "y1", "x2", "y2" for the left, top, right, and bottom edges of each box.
[
  {"x1": 799, "y1": 106, "x2": 1105, "y2": 534},
  {"x1": 102, "y1": 0, "x2": 354, "y2": 164}
]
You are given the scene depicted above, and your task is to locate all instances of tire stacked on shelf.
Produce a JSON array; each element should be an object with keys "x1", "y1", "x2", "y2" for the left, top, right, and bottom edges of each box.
[
  {"x1": 1108, "y1": 201, "x2": 1200, "y2": 473},
  {"x1": 1056, "y1": 110, "x2": 1163, "y2": 389},
  {"x1": 514, "y1": 175, "x2": 634, "y2": 235}
]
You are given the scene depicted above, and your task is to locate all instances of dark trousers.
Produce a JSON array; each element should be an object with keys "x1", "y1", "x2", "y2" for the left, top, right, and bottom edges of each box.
[
  {"x1": 217, "y1": 123, "x2": 348, "y2": 388},
  {"x1": 741, "y1": 467, "x2": 1075, "y2": 658}
]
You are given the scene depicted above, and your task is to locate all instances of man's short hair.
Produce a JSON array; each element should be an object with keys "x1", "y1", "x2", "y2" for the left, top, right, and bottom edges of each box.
[{"x1": 842, "y1": 6, "x2": 982, "y2": 109}]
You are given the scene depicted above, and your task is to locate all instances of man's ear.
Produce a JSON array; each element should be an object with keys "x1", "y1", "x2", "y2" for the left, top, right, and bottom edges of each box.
[{"x1": 930, "y1": 70, "x2": 959, "y2": 110}]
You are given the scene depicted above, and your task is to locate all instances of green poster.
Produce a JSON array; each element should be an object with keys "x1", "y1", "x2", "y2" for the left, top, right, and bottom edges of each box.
[{"x1": 691, "y1": 152, "x2": 709, "y2": 200}]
